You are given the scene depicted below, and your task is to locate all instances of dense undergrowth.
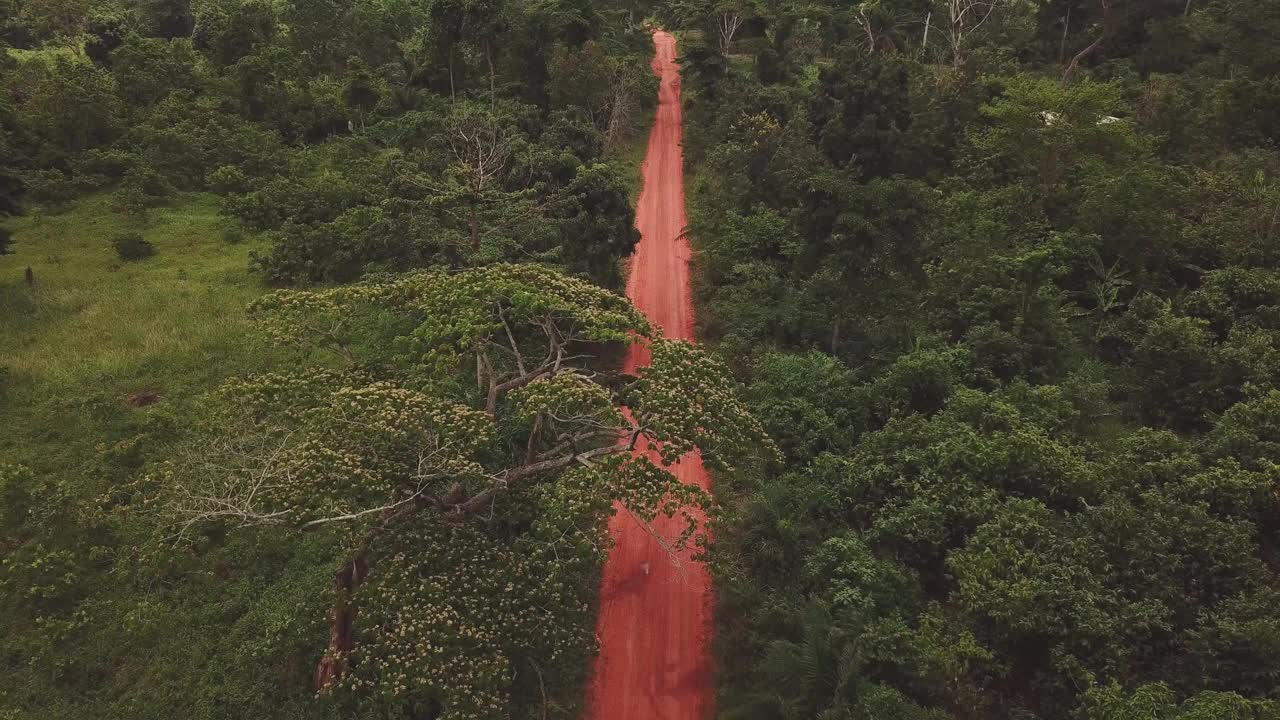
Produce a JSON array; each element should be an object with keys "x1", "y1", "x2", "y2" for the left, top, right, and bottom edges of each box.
[
  {"x1": 0, "y1": 194, "x2": 333, "y2": 718},
  {"x1": 5, "y1": 0, "x2": 1280, "y2": 717},
  {"x1": 0, "y1": 1, "x2": 688, "y2": 718},
  {"x1": 668, "y1": 2, "x2": 1280, "y2": 719}
]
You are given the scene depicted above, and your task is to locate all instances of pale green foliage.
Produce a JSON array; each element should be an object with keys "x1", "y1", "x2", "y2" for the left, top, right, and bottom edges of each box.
[
  {"x1": 156, "y1": 370, "x2": 494, "y2": 532},
  {"x1": 510, "y1": 373, "x2": 624, "y2": 430},
  {"x1": 601, "y1": 453, "x2": 711, "y2": 547},
  {"x1": 968, "y1": 77, "x2": 1143, "y2": 199},
  {"x1": 630, "y1": 338, "x2": 779, "y2": 470},
  {"x1": 1080, "y1": 682, "x2": 1280, "y2": 720},
  {"x1": 400, "y1": 263, "x2": 648, "y2": 374},
  {"x1": 161, "y1": 263, "x2": 771, "y2": 714},
  {"x1": 347, "y1": 521, "x2": 601, "y2": 719}
]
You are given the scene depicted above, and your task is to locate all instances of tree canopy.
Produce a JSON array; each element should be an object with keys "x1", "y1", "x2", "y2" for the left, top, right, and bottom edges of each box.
[
  {"x1": 667, "y1": 0, "x2": 1280, "y2": 717},
  {"x1": 149, "y1": 264, "x2": 771, "y2": 713}
]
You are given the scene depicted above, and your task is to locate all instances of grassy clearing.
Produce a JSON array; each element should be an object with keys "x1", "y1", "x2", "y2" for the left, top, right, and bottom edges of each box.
[
  {"x1": 0, "y1": 193, "x2": 281, "y2": 474},
  {"x1": 0, "y1": 194, "x2": 336, "y2": 719}
]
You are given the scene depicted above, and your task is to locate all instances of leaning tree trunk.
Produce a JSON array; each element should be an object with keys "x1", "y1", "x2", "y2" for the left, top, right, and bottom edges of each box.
[
  {"x1": 315, "y1": 555, "x2": 368, "y2": 692},
  {"x1": 1061, "y1": 0, "x2": 1114, "y2": 86}
]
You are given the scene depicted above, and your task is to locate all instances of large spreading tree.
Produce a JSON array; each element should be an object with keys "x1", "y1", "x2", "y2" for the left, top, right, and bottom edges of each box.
[{"x1": 151, "y1": 263, "x2": 771, "y2": 716}]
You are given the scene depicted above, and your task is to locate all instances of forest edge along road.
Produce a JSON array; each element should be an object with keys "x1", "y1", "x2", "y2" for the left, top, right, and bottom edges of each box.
[
  {"x1": 586, "y1": 30, "x2": 714, "y2": 720},
  {"x1": 586, "y1": 29, "x2": 711, "y2": 720}
]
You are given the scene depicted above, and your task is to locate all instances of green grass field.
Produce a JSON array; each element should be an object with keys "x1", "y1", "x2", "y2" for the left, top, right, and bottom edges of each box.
[
  {"x1": 0, "y1": 195, "x2": 339, "y2": 719},
  {"x1": 0, "y1": 193, "x2": 280, "y2": 473},
  {"x1": 0, "y1": 114, "x2": 648, "y2": 720}
]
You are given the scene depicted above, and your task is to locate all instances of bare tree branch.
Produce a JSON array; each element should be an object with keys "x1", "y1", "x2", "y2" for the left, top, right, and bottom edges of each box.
[
  {"x1": 946, "y1": 0, "x2": 1005, "y2": 67},
  {"x1": 718, "y1": 12, "x2": 745, "y2": 52},
  {"x1": 1062, "y1": 0, "x2": 1115, "y2": 85}
]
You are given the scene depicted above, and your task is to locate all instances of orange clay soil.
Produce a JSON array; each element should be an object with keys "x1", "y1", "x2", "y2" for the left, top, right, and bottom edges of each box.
[{"x1": 586, "y1": 30, "x2": 714, "y2": 720}]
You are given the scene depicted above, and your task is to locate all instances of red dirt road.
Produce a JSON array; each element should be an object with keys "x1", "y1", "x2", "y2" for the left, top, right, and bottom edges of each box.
[{"x1": 586, "y1": 31, "x2": 714, "y2": 720}]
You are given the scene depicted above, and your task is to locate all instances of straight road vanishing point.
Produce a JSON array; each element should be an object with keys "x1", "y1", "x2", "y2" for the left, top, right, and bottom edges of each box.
[{"x1": 586, "y1": 30, "x2": 715, "y2": 720}]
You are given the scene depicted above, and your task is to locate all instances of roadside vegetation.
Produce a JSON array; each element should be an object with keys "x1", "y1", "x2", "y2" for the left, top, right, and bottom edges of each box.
[
  {"x1": 0, "y1": 2, "x2": 772, "y2": 719},
  {"x1": 5, "y1": 0, "x2": 1280, "y2": 718},
  {"x1": 663, "y1": 1, "x2": 1280, "y2": 718}
]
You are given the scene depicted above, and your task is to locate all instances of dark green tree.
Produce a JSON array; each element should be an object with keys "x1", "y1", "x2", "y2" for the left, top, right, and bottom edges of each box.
[
  {"x1": 132, "y1": 0, "x2": 195, "y2": 38},
  {"x1": 809, "y1": 48, "x2": 912, "y2": 177},
  {"x1": 342, "y1": 55, "x2": 380, "y2": 129}
]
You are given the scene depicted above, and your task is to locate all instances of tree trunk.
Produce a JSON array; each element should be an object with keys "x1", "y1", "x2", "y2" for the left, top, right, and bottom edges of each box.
[
  {"x1": 485, "y1": 43, "x2": 496, "y2": 110},
  {"x1": 314, "y1": 555, "x2": 368, "y2": 692},
  {"x1": 858, "y1": 7, "x2": 876, "y2": 54},
  {"x1": 605, "y1": 85, "x2": 631, "y2": 151},
  {"x1": 1061, "y1": 33, "x2": 1104, "y2": 85},
  {"x1": 719, "y1": 13, "x2": 741, "y2": 54},
  {"x1": 1059, "y1": 5, "x2": 1071, "y2": 64},
  {"x1": 1061, "y1": 0, "x2": 1113, "y2": 86},
  {"x1": 469, "y1": 208, "x2": 480, "y2": 252},
  {"x1": 526, "y1": 413, "x2": 544, "y2": 464},
  {"x1": 922, "y1": 11, "x2": 931, "y2": 53},
  {"x1": 949, "y1": 0, "x2": 963, "y2": 67},
  {"x1": 448, "y1": 53, "x2": 456, "y2": 99},
  {"x1": 486, "y1": 374, "x2": 499, "y2": 415}
]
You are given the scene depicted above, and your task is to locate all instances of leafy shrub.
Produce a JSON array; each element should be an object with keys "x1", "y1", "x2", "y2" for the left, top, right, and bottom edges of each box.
[
  {"x1": 207, "y1": 164, "x2": 249, "y2": 194},
  {"x1": 252, "y1": 206, "x2": 385, "y2": 284},
  {"x1": 110, "y1": 36, "x2": 199, "y2": 107},
  {"x1": 0, "y1": 166, "x2": 21, "y2": 216},
  {"x1": 12, "y1": 57, "x2": 122, "y2": 155},
  {"x1": 119, "y1": 163, "x2": 175, "y2": 201},
  {"x1": 220, "y1": 189, "x2": 279, "y2": 231},
  {"x1": 109, "y1": 186, "x2": 151, "y2": 220},
  {"x1": 84, "y1": 15, "x2": 127, "y2": 66},
  {"x1": 143, "y1": 91, "x2": 291, "y2": 178},
  {"x1": 22, "y1": 168, "x2": 77, "y2": 206},
  {"x1": 111, "y1": 233, "x2": 155, "y2": 261},
  {"x1": 97, "y1": 433, "x2": 149, "y2": 469},
  {"x1": 222, "y1": 171, "x2": 363, "y2": 231},
  {"x1": 73, "y1": 148, "x2": 140, "y2": 181}
]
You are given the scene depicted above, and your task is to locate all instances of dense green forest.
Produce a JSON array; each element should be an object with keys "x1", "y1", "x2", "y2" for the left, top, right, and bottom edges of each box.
[
  {"x1": 1, "y1": 0, "x2": 761, "y2": 718},
  {"x1": 665, "y1": 1, "x2": 1280, "y2": 719},
  {"x1": 4, "y1": 0, "x2": 1280, "y2": 718}
]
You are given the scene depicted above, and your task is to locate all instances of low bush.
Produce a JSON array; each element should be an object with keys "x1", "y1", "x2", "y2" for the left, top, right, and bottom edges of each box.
[
  {"x1": 109, "y1": 187, "x2": 150, "y2": 220},
  {"x1": 207, "y1": 165, "x2": 249, "y2": 195},
  {"x1": 110, "y1": 232, "x2": 155, "y2": 261},
  {"x1": 22, "y1": 169, "x2": 77, "y2": 207}
]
